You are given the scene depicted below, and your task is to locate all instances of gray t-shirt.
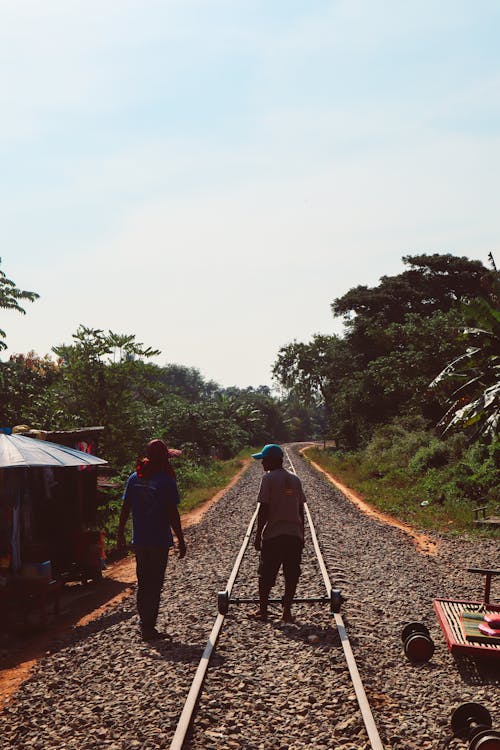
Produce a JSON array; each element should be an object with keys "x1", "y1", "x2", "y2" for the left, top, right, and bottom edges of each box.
[{"x1": 258, "y1": 468, "x2": 306, "y2": 542}]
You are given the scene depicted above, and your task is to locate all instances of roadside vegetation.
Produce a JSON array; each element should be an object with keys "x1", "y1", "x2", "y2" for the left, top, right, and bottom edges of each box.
[
  {"x1": 305, "y1": 421, "x2": 499, "y2": 532},
  {"x1": 176, "y1": 447, "x2": 256, "y2": 513}
]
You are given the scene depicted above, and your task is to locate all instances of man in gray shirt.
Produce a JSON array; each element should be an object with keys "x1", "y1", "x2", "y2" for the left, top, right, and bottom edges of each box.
[{"x1": 253, "y1": 444, "x2": 305, "y2": 623}]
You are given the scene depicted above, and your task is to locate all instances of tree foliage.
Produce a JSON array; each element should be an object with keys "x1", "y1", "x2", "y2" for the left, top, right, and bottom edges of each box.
[
  {"x1": 1, "y1": 324, "x2": 310, "y2": 468},
  {"x1": 0, "y1": 258, "x2": 39, "y2": 350},
  {"x1": 332, "y1": 253, "x2": 485, "y2": 326},
  {"x1": 0, "y1": 352, "x2": 62, "y2": 428},
  {"x1": 274, "y1": 253, "x2": 489, "y2": 447},
  {"x1": 49, "y1": 326, "x2": 166, "y2": 464}
]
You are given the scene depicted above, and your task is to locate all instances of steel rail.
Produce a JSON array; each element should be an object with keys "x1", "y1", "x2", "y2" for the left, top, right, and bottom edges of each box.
[
  {"x1": 169, "y1": 447, "x2": 385, "y2": 750},
  {"x1": 285, "y1": 448, "x2": 385, "y2": 750},
  {"x1": 168, "y1": 506, "x2": 259, "y2": 750}
]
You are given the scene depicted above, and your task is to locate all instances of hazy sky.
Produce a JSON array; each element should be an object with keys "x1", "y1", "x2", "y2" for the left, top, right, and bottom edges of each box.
[{"x1": 2, "y1": 1, "x2": 499, "y2": 387}]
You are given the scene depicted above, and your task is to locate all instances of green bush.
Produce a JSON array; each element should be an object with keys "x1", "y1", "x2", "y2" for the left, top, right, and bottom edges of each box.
[
  {"x1": 364, "y1": 416, "x2": 432, "y2": 473},
  {"x1": 306, "y1": 418, "x2": 499, "y2": 532},
  {"x1": 409, "y1": 440, "x2": 450, "y2": 474},
  {"x1": 461, "y1": 440, "x2": 499, "y2": 502}
]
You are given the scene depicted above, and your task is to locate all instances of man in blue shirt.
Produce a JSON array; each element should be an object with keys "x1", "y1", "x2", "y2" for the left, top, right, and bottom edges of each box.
[{"x1": 118, "y1": 439, "x2": 186, "y2": 641}]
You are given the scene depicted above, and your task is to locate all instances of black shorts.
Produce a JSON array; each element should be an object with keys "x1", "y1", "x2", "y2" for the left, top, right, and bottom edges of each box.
[{"x1": 258, "y1": 534, "x2": 303, "y2": 589}]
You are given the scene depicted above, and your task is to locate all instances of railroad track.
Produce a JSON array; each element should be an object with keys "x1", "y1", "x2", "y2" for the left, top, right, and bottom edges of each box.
[{"x1": 168, "y1": 448, "x2": 385, "y2": 750}]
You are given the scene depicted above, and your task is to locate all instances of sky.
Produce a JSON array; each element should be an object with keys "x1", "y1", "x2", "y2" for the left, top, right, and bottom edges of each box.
[{"x1": 1, "y1": 0, "x2": 499, "y2": 388}]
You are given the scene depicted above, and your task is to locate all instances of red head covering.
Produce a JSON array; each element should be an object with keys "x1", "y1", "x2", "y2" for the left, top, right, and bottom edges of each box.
[{"x1": 136, "y1": 439, "x2": 177, "y2": 480}]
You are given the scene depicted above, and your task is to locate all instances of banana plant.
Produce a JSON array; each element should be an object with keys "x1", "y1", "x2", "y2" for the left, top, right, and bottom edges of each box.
[{"x1": 430, "y1": 289, "x2": 500, "y2": 439}]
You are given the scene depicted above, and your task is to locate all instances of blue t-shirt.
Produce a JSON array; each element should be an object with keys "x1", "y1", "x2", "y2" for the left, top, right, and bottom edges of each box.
[{"x1": 123, "y1": 470, "x2": 180, "y2": 549}]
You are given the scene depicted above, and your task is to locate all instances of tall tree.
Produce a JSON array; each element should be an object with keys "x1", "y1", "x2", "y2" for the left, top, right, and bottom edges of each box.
[
  {"x1": 0, "y1": 352, "x2": 62, "y2": 428},
  {"x1": 52, "y1": 326, "x2": 164, "y2": 464},
  {"x1": 158, "y1": 364, "x2": 219, "y2": 401},
  {"x1": 274, "y1": 253, "x2": 489, "y2": 447},
  {"x1": 332, "y1": 253, "x2": 485, "y2": 323}
]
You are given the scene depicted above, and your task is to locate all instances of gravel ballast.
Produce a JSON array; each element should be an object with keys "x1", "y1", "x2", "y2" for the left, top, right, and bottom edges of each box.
[{"x1": 1, "y1": 445, "x2": 498, "y2": 750}]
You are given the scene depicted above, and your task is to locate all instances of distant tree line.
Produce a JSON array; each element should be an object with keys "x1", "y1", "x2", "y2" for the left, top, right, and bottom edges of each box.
[{"x1": 0, "y1": 325, "x2": 318, "y2": 468}]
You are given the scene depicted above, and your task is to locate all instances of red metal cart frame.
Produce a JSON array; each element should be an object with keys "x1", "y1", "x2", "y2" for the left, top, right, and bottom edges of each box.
[{"x1": 434, "y1": 568, "x2": 500, "y2": 660}]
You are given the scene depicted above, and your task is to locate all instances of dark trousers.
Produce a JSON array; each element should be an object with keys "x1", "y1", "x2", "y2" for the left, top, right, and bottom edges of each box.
[
  {"x1": 258, "y1": 535, "x2": 303, "y2": 591},
  {"x1": 135, "y1": 546, "x2": 169, "y2": 631}
]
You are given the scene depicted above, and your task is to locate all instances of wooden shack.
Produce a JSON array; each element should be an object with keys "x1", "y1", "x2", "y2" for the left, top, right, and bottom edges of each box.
[{"x1": 0, "y1": 427, "x2": 106, "y2": 585}]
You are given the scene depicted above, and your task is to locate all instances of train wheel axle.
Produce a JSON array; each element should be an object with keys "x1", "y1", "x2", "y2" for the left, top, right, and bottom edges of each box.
[
  {"x1": 401, "y1": 622, "x2": 435, "y2": 663},
  {"x1": 451, "y1": 703, "x2": 500, "y2": 750}
]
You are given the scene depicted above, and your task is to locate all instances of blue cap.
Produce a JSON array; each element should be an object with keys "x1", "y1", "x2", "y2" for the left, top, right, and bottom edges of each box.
[{"x1": 252, "y1": 444, "x2": 284, "y2": 460}]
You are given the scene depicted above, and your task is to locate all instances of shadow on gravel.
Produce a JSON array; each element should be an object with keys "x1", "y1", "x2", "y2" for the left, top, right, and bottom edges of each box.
[
  {"x1": 67, "y1": 607, "x2": 134, "y2": 640},
  {"x1": 1, "y1": 577, "x2": 134, "y2": 666},
  {"x1": 269, "y1": 620, "x2": 342, "y2": 650},
  {"x1": 38, "y1": 609, "x2": 135, "y2": 658},
  {"x1": 453, "y1": 654, "x2": 500, "y2": 686},
  {"x1": 1, "y1": 606, "x2": 134, "y2": 671},
  {"x1": 148, "y1": 640, "x2": 219, "y2": 665}
]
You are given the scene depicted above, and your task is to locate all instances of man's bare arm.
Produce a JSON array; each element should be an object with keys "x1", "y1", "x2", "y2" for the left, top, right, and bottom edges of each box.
[
  {"x1": 117, "y1": 499, "x2": 131, "y2": 549},
  {"x1": 168, "y1": 505, "x2": 187, "y2": 558},
  {"x1": 254, "y1": 504, "x2": 269, "y2": 550}
]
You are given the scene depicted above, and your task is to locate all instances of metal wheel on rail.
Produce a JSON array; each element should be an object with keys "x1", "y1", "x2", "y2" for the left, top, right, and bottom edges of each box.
[
  {"x1": 330, "y1": 588, "x2": 342, "y2": 613},
  {"x1": 217, "y1": 590, "x2": 229, "y2": 615}
]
